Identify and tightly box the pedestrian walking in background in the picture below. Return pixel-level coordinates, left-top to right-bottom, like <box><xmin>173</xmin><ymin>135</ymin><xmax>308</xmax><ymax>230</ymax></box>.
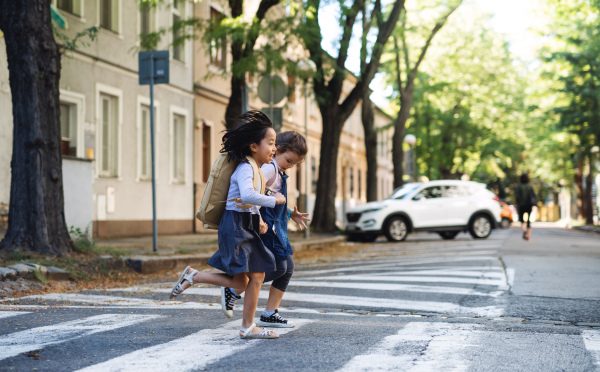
<box><xmin>169</xmin><ymin>111</ymin><xmax>285</xmax><ymax>339</ymax></box>
<box><xmin>515</xmin><ymin>173</ymin><xmax>536</xmax><ymax>241</ymax></box>
<box><xmin>221</xmin><ymin>131</ymin><xmax>310</xmax><ymax>328</ymax></box>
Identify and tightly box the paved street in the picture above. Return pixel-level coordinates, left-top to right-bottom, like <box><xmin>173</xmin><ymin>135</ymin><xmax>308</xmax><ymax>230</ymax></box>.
<box><xmin>1</xmin><ymin>224</ymin><xmax>599</xmax><ymax>371</ymax></box>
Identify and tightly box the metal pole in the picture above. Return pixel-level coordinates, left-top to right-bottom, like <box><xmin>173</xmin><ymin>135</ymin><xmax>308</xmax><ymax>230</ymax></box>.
<box><xmin>149</xmin><ymin>52</ymin><xmax>158</xmax><ymax>252</ymax></box>
<box><xmin>304</xmin><ymin>81</ymin><xmax>310</xmax><ymax>239</ymax></box>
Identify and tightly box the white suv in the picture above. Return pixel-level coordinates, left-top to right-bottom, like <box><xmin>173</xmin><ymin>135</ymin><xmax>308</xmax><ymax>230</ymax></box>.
<box><xmin>345</xmin><ymin>180</ymin><xmax>502</xmax><ymax>242</ymax></box>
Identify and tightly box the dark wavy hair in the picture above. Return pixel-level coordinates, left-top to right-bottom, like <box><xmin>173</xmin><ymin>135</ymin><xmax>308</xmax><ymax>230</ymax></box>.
<box><xmin>276</xmin><ymin>131</ymin><xmax>308</xmax><ymax>161</ymax></box>
<box><xmin>220</xmin><ymin>110</ymin><xmax>273</xmax><ymax>162</ymax></box>
<box><xmin>520</xmin><ymin>173</ymin><xmax>530</xmax><ymax>184</ymax></box>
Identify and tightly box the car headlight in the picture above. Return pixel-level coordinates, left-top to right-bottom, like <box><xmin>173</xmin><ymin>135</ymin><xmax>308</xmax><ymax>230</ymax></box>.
<box><xmin>362</xmin><ymin>206</ymin><xmax>385</xmax><ymax>214</ymax></box>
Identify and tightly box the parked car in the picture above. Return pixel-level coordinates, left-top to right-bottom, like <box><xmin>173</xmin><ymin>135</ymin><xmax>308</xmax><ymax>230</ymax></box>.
<box><xmin>345</xmin><ymin>180</ymin><xmax>502</xmax><ymax>242</ymax></box>
<box><xmin>499</xmin><ymin>200</ymin><xmax>514</xmax><ymax>229</ymax></box>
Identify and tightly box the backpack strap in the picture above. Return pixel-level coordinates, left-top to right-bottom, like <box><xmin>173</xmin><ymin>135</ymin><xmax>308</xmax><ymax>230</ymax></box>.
<box><xmin>266</xmin><ymin>162</ymin><xmax>278</xmax><ymax>189</ymax></box>
<box><xmin>230</xmin><ymin>156</ymin><xmax>266</xmax><ymax>209</ymax></box>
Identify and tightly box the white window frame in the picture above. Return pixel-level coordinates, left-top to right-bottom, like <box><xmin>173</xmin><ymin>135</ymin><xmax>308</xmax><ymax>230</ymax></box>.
<box><xmin>95</xmin><ymin>83</ymin><xmax>123</xmax><ymax>179</ymax></box>
<box><xmin>138</xmin><ymin>1</ymin><xmax>158</xmax><ymax>41</ymax></box>
<box><xmin>169</xmin><ymin>105</ymin><xmax>189</xmax><ymax>185</ymax></box>
<box><xmin>136</xmin><ymin>96</ymin><xmax>160</xmax><ymax>182</ymax></box>
<box><xmin>59</xmin><ymin>89</ymin><xmax>86</xmax><ymax>159</ymax></box>
<box><xmin>171</xmin><ymin>0</ymin><xmax>189</xmax><ymax>64</ymax></box>
<box><xmin>97</xmin><ymin>0</ymin><xmax>121</xmax><ymax>35</ymax></box>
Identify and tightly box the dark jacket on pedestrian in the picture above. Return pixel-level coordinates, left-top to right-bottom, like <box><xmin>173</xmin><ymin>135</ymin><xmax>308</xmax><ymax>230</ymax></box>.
<box><xmin>515</xmin><ymin>183</ymin><xmax>535</xmax><ymax>207</ymax></box>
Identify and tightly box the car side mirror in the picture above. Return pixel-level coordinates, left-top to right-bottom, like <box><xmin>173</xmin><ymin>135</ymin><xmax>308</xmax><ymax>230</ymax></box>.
<box><xmin>413</xmin><ymin>194</ymin><xmax>423</xmax><ymax>201</ymax></box>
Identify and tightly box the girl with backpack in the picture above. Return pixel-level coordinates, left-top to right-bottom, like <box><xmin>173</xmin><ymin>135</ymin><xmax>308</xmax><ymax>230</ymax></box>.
<box><xmin>221</xmin><ymin>131</ymin><xmax>309</xmax><ymax>328</ymax></box>
<box><xmin>169</xmin><ymin>110</ymin><xmax>285</xmax><ymax>339</ymax></box>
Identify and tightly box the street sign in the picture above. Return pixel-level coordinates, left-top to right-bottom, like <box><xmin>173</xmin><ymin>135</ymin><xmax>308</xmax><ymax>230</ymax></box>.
<box><xmin>139</xmin><ymin>51</ymin><xmax>169</xmax><ymax>85</ymax></box>
<box><xmin>51</xmin><ymin>5</ymin><xmax>68</xmax><ymax>30</ymax></box>
<box><xmin>138</xmin><ymin>50</ymin><xmax>169</xmax><ymax>253</ymax></box>
<box><xmin>257</xmin><ymin>75</ymin><xmax>287</xmax><ymax>105</ymax></box>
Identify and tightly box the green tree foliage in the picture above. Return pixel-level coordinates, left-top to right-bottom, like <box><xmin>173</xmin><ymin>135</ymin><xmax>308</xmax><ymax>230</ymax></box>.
<box><xmin>539</xmin><ymin>0</ymin><xmax>600</xmax><ymax>223</ymax></box>
<box><xmin>382</xmin><ymin>4</ymin><xmax>528</xmax><ymax>190</ymax></box>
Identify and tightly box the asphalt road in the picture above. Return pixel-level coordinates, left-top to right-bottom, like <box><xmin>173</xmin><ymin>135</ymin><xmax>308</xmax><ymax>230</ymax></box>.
<box><xmin>1</xmin><ymin>223</ymin><xmax>599</xmax><ymax>371</ymax></box>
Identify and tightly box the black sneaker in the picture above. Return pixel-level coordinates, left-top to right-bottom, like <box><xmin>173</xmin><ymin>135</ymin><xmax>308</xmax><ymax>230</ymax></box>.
<box><xmin>221</xmin><ymin>287</ymin><xmax>241</xmax><ymax>318</ymax></box>
<box><xmin>257</xmin><ymin>309</ymin><xmax>295</xmax><ymax>328</ymax></box>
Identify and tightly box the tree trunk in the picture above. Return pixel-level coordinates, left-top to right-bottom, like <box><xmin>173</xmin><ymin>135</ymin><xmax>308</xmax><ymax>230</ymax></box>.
<box><xmin>0</xmin><ymin>0</ymin><xmax>74</xmax><ymax>256</ymax></box>
<box><xmin>392</xmin><ymin>92</ymin><xmax>413</xmax><ymax>188</ymax></box>
<box><xmin>225</xmin><ymin>74</ymin><xmax>245</xmax><ymax>130</ymax></box>
<box><xmin>311</xmin><ymin>107</ymin><xmax>345</xmax><ymax>232</ymax></box>
<box><xmin>585</xmin><ymin>154</ymin><xmax>594</xmax><ymax>225</ymax></box>
<box><xmin>362</xmin><ymin>97</ymin><xmax>378</xmax><ymax>202</ymax></box>
<box><xmin>574</xmin><ymin>155</ymin><xmax>585</xmax><ymax>220</ymax></box>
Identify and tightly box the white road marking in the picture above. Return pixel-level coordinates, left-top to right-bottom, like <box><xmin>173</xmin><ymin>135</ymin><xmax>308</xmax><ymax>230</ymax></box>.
<box><xmin>287</xmin><ymin>280</ymin><xmax>504</xmax><ymax>297</ymax></box>
<box><xmin>583</xmin><ymin>330</ymin><xmax>600</xmax><ymax>368</ymax></box>
<box><xmin>303</xmin><ymin>274</ymin><xmax>508</xmax><ymax>288</ymax></box>
<box><xmin>0</xmin><ymin>311</ymin><xmax>30</xmax><ymax>319</ymax></box>
<box><xmin>367</xmin><ymin>269</ymin><xmax>505</xmax><ymax>279</ymax></box>
<box><xmin>112</xmin><ymin>287</ymin><xmax>502</xmax><ymax>317</ymax></box>
<box><xmin>338</xmin><ymin>322</ymin><xmax>484</xmax><ymax>371</ymax></box>
<box><xmin>295</xmin><ymin>256</ymin><xmax>502</xmax><ymax>276</ymax></box>
<box><xmin>0</xmin><ymin>314</ymin><xmax>162</xmax><ymax>361</ymax></box>
<box><xmin>76</xmin><ymin>319</ymin><xmax>314</xmax><ymax>372</ymax></box>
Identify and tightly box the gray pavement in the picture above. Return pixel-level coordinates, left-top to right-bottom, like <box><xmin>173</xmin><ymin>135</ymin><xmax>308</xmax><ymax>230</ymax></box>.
<box><xmin>0</xmin><ymin>223</ymin><xmax>599</xmax><ymax>371</ymax></box>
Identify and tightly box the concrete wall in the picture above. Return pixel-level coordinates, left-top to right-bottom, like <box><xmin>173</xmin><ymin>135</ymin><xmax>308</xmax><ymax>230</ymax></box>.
<box><xmin>63</xmin><ymin>157</ymin><xmax>93</xmax><ymax>236</ymax></box>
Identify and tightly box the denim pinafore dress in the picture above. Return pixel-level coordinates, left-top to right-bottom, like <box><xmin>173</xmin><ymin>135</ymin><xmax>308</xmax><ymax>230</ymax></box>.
<box><xmin>260</xmin><ymin>164</ymin><xmax>293</xmax><ymax>261</ymax></box>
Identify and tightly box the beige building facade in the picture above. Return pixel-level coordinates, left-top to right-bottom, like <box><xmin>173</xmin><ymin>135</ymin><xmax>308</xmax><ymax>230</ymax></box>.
<box><xmin>0</xmin><ymin>0</ymin><xmax>394</xmax><ymax>237</ymax></box>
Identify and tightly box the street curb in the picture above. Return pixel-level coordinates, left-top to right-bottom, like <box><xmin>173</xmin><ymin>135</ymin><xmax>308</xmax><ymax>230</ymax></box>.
<box><xmin>0</xmin><ymin>263</ymin><xmax>70</xmax><ymax>282</ymax></box>
<box><xmin>572</xmin><ymin>226</ymin><xmax>600</xmax><ymax>235</ymax></box>
<box><xmin>124</xmin><ymin>235</ymin><xmax>347</xmax><ymax>274</ymax></box>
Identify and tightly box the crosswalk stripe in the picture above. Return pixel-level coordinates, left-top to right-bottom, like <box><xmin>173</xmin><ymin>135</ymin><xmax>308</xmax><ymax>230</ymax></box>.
<box><xmin>286</xmin><ymin>280</ymin><xmax>505</xmax><ymax>297</ymax></box>
<box><xmin>76</xmin><ymin>319</ymin><xmax>314</xmax><ymax>372</ymax></box>
<box><xmin>582</xmin><ymin>330</ymin><xmax>600</xmax><ymax>368</ymax></box>
<box><xmin>0</xmin><ymin>314</ymin><xmax>162</xmax><ymax>361</ymax></box>
<box><xmin>337</xmin><ymin>322</ymin><xmax>484</xmax><ymax>371</ymax></box>
<box><xmin>302</xmin><ymin>274</ymin><xmax>508</xmax><ymax>288</ymax></box>
<box><xmin>0</xmin><ymin>311</ymin><xmax>30</xmax><ymax>319</ymax></box>
<box><xmin>134</xmin><ymin>287</ymin><xmax>502</xmax><ymax>317</ymax></box>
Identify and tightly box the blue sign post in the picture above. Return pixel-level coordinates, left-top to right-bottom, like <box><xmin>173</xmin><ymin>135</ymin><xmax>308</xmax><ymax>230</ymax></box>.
<box><xmin>139</xmin><ymin>51</ymin><xmax>169</xmax><ymax>252</ymax></box>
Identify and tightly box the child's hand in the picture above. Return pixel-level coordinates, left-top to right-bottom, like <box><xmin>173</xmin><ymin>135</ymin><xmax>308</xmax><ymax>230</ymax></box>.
<box><xmin>274</xmin><ymin>193</ymin><xmax>286</xmax><ymax>205</ymax></box>
<box><xmin>259</xmin><ymin>217</ymin><xmax>268</xmax><ymax>234</ymax></box>
<box><xmin>290</xmin><ymin>206</ymin><xmax>310</xmax><ymax>230</ymax></box>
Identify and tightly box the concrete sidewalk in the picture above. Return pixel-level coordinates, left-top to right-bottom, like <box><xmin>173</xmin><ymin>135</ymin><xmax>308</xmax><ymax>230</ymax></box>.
<box><xmin>96</xmin><ymin>232</ymin><xmax>347</xmax><ymax>274</ymax></box>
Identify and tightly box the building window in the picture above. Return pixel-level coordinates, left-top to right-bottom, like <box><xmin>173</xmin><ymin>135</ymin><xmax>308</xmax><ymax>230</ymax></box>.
<box><xmin>139</xmin><ymin>105</ymin><xmax>155</xmax><ymax>180</ymax></box>
<box><xmin>60</xmin><ymin>102</ymin><xmax>78</xmax><ymax>156</ymax></box>
<box><xmin>172</xmin><ymin>1</ymin><xmax>185</xmax><ymax>62</ymax></box>
<box><xmin>56</xmin><ymin>0</ymin><xmax>81</xmax><ymax>17</ymax></box>
<box><xmin>140</xmin><ymin>1</ymin><xmax>154</xmax><ymax>37</ymax></box>
<box><xmin>287</xmin><ymin>74</ymin><xmax>296</xmax><ymax>104</ymax></box>
<box><xmin>172</xmin><ymin>113</ymin><xmax>186</xmax><ymax>183</ymax></box>
<box><xmin>100</xmin><ymin>0</ymin><xmax>119</xmax><ymax>33</ymax></box>
<box><xmin>99</xmin><ymin>93</ymin><xmax>119</xmax><ymax>177</ymax></box>
<box><xmin>202</xmin><ymin>124</ymin><xmax>211</xmax><ymax>183</ymax></box>
<box><xmin>349</xmin><ymin>167</ymin><xmax>354</xmax><ymax>198</ymax></box>
<box><xmin>209</xmin><ymin>8</ymin><xmax>227</xmax><ymax>69</ymax></box>
<box><xmin>311</xmin><ymin>156</ymin><xmax>317</xmax><ymax>194</ymax></box>
<box><xmin>358</xmin><ymin>169</ymin><xmax>362</xmax><ymax>200</ymax></box>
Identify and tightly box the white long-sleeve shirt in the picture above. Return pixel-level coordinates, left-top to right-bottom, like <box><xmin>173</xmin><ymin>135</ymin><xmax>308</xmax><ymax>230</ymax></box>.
<box><xmin>225</xmin><ymin>161</ymin><xmax>276</xmax><ymax>214</ymax></box>
<box><xmin>262</xmin><ymin>161</ymin><xmax>283</xmax><ymax>194</ymax></box>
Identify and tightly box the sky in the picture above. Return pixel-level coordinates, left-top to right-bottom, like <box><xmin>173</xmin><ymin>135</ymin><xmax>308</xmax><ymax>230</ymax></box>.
<box><xmin>320</xmin><ymin>0</ymin><xmax>542</xmax><ymax>108</ymax></box>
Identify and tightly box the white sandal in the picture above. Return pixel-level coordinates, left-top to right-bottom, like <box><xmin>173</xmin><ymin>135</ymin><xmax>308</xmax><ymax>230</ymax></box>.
<box><xmin>169</xmin><ymin>266</ymin><xmax>198</xmax><ymax>300</ymax></box>
<box><xmin>240</xmin><ymin>323</ymin><xmax>279</xmax><ymax>339</ymax></box>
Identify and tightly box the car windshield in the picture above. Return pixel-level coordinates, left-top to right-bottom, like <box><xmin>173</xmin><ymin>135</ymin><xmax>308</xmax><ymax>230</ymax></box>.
<box><xmin>387</xmin><ymin>183</ymin><xmax>421</xmax><ymax>200</ymax></box>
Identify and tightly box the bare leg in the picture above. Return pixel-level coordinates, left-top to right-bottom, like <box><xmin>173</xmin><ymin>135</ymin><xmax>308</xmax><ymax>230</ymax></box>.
<box><xmin>179</xmin><ymin>269</ymin><xmax>248</xmax><ymax>292</ymax></box>
<box><xmin>240</xmin><ymin>272</ymin><xmax>277</xmax><ymax>337</ymax></box>
<box><xmin>265</xmin><ymin>286</ymin><xmax>285</xmax><ymax>311</ymax></box>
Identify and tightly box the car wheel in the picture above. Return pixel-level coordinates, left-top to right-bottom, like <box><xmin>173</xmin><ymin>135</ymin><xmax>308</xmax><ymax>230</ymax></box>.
<box><xmin>500</xmin><ymin>217</ymin><xmax>512</xmax><ymax>229</ymax></box>
<box><xmin>384</xmin><ymin>216</ymin><xmax>408</xmax><ymax>242</ymax></box>
<box><xmin>469</xmin><ymin>214</ymin><xmax>492</xmax><ymax>239</ymax></box>
<box><xmin>438</xmin><ymin>231</ymin><xmax>459</xmax><ymax>240</ymax></box>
